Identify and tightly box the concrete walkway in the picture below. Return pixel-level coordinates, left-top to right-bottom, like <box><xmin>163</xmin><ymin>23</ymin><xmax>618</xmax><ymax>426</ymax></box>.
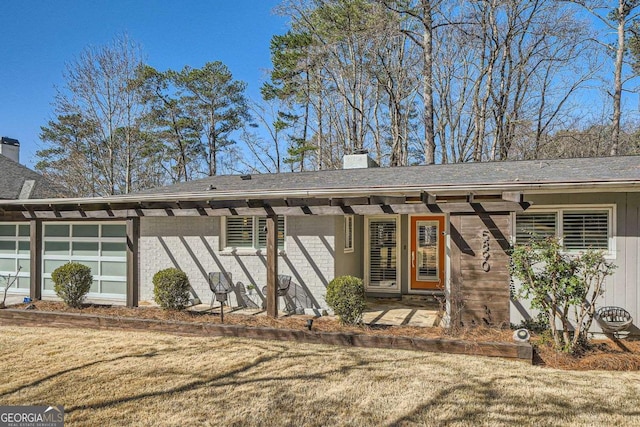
<box><xmin>363</xmin><ymin>298</ymin><xmax>443</xmax><ymax>327</ymax></box>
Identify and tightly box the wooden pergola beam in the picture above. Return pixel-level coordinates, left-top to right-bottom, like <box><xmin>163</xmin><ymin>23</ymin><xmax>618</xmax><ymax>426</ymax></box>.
<box><xmin>8</xmin><ymin>191</ymin><xmax>531</xmax><ymax>219</ymax></box>
<box><xmin>29</xmin><ymin>219</ymin><xmax>42</xmax><ymax>301</ymax></box>
<box><xmin>286</xmin><ymin>198</ymin><xmax>331</xmax><ymax>207</ymax></box>
<box><xmin>265</xmin><ymin>213</ymin><xmax>279</xmax><ymax>318</ymax></box>
<box><xmin>126</xmin><ymin>218</ymin><xmax>140</xmax><ymax>308</ymax></box>
<box><xmin>370</xmin><ymin>195</ymin><xmax>406</xmax><ymax>205</ymax></box>
<box><xmin>501</xmin><ymin>191</ymin><xmax>524</xmax><ymax>203</ymax></box>
<box><xmin>420</xmin><ymin>192</ymin><xmax>437</xmax><ymax>205</ymax></box>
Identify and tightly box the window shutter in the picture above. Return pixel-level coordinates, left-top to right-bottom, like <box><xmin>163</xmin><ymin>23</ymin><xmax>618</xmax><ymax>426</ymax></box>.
<box><xmin>344</xmin><ymin>215</ymin><xmax>354</xmax><ymax>252</ymax></box>
<box><xmin>226</xmin><ymin>217</ymin><xmax>254</xmax><ymax>248</ymax></box>
<box><xmin>257</xmin><ymin>217</ymin><xmax>285</xmax><ymax>249</ymax></box>
<box><xmin>368</xmin><ymin>218</ymin><xmax>397</xmax><ymax>287</ymax></box>
<box><xmin>562</xmin><ymin>211</ymin><xmax>609</xmax><ymax>250</ymax></box>
<box><xmin>516</xmin><ymin>212</ymin><xmax>557</xmax><ymax>242</ymax></box>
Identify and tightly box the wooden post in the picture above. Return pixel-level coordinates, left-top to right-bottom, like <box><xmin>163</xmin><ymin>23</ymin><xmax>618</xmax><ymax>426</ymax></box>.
<box><xmin>126</xmin><ymin>217</ymin><xmax>140</xmax><ymax>308</ymax></box>
<box><xmin>29</xmin><ymin>219</ymin><xmax>42</xmax><ymax>301</ymax></box>
<box><xmin>266</xmin><ymin>213</ymin><xmax>278</xmax><ymax>318</ymax></box>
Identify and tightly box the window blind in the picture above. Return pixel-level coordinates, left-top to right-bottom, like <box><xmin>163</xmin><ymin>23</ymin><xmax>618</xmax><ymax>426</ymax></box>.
<box><xmin>226</xmin><ymin>217</ymin><xmax>254</xmax><ymax>248</ymax></box>
<box><xmin>516</xmin><ymin>212</ymin><xmax>557</xmax><ymax>242</ymax></box>
<box><xmin>563</xmin><ymin>211</ymin><xmax>609</xmax><ymax>250</ymax></box>
<box><xmin>257</xmin><ymin>217</ymin><xmax>285</xmax><ymax>249</ymax></box>
<box><xmin>368</xmin><ymin>219</ymin><xmax>397</xmax><ymax>287</ymax></box>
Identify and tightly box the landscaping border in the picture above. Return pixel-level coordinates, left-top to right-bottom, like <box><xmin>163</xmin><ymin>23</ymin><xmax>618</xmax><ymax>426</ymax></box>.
<box><xmin>0</xmin><ymin>309</ymin><xmax>533</xmax><ymax>363</ymax></box>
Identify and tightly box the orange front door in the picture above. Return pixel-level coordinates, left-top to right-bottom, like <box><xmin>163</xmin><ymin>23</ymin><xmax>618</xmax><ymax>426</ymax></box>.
<box><xmin>410</xmin><ymin>216</ymin><xmax>445</xmax><ymax>290</ymax></box>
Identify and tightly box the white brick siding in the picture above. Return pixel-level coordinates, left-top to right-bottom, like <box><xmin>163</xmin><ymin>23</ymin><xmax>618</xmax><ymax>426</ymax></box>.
<box><xmin>139</xmin><ymin>216</ymin><xmax>336</xmax><ymax>311</ymax></box>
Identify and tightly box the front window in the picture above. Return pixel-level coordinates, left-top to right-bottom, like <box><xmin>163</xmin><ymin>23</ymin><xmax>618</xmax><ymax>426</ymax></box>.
<box><xmin>516</xmin><ymin>207</ymin><xmax>613</xmax><ymax>253</ymax></box>
<box><xmin>224</xmin><ymin>216</ymin><xmax>285</xmax><ymax>250</ymax></box>
<box><xmin>344</xmin><ymin>215</ymin><xmax>354</xmax><ymax>253</ymax></box>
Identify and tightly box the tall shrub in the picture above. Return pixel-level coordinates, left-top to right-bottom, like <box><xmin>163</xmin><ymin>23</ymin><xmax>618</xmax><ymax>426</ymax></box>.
<box><xmin>153</xmin><ymin>268</ymin><xmax>191</xmax><ymax>310</ymax></box>
<box><xmin>52</xmin><ymin>262</ymin><xmax>93</xmax><ymax>308</ymax></box>
<box><xmin>510</xmin><ymin>237</ymin><xmax>616</xmax><ymax>353</ymax></box>
<box><xmin>325</xmin><ymin>276</ymin><xmax>366</xmax><ymax>325</ymax></box>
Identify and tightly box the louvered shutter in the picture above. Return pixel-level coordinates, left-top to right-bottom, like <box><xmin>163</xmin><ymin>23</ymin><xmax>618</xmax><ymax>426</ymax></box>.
<box><xmin>257</xmin><ymin>217</ymin><xmax>285</xmax><ymax>249</ymax></box>
<box><xmin>226</xmin><ymin>217</ymin><xmax>254</xmax><ymax>248</ymax></box>
<box><xmin>368</xmin><ymin>218</ymin><xmax>397</xmax><ymax>288</ymax></box>
<box><xmin>516</xmin><ymin>212</ymin><xmax>557</xmax><ymax>242</ymax></box>
<box><xmin>562</xmin><ymin>211</ymin><xmax>609</xmax><ymax>250</ymax></box>
<box><xmin>344</xmin><ymin>215</ymin><xmax>354</xmax><ymax>252</ymax></box>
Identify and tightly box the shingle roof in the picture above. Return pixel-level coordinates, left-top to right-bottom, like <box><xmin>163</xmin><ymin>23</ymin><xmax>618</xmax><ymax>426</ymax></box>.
<box><xmin>0</xmin><ymin>155</ymin><xmax>68</xmax><ymax>199</ymax></box>
<box><xmin>137</xmin><ymin>155</ymin><xmax>640</xmax><ymax>196</ymax></box>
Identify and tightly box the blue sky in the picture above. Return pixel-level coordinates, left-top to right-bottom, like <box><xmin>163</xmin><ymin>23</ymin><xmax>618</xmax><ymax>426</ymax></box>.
<box><xmin>0</xmin><ymin>0</ymin><xmax>287</xmax><ymax>168</ymax></box>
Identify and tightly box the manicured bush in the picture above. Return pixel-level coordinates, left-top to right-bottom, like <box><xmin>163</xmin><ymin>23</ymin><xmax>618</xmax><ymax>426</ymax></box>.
<box><xmin>325</xmin><ymin>275</ymin><xmax>366</xmax><ymax>325</ymax></box>
<box><xmin>52</xmin><ymin>262</ymin><xmax>93</xmax><ymax>308</ymax></box>
<box><xmin>153</xmin><ymin>268</ymin><xmax>191</xmax><ymax>310</ymax></box>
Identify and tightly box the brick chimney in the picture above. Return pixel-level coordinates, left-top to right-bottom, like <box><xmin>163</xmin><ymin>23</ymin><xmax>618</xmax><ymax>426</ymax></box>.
<box><xmin>0</xmin><ymin>137</ymin><xmax>19</xmax><ymax>163</ymax></box>
<box><xmin>343</xmin><ymin>149</ymin><xmax>379</xmax><ymax>169</ymax></box>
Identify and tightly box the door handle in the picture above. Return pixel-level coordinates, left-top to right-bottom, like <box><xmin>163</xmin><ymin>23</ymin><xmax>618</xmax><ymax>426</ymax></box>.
<box><xmin>411</xmin><ymin>251</ymin><xmax>415</xmax><ymax>268</ymax></box>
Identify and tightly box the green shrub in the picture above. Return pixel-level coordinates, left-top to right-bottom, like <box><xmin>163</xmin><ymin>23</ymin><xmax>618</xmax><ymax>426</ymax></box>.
<box><xmin>52</xmin><ymin>262</ymin><xmax>93</xmax><ymax>308</ymax></box>
<box><xmin>511</xmin><ymin>236</ymin><xmax>616</xmax><ymax>353</ymax></box>
<box><xmin>153</xmin><ymin>268</ymin><xmax>191</xmax><ymax>310</ymax></box>
<box><xmin>325</xmin><ymin>275</ymin><xmax>366</xmax><ymax>325</ymax></box>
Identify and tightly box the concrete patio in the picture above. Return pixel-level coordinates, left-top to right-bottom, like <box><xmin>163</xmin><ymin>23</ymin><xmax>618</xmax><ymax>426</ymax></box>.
<box><xmin>4</xmin><ymin>293</ymin><xmax>443</xmax><ymax>328</ymax></box>
<box><xmin>188</xmin><ymin>295</ymin><xmax>443</xmax><ymax>328</ymax></box>
<box><xmin>363</xmin><ymin>297</ymin><xmax>443</xmax><ymax>327</ymax></box>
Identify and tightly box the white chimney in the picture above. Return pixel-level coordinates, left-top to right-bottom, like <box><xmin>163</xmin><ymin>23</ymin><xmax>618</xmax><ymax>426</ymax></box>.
<box><xmin>0</xmin><ymin>137</ymin><xmax>19</xmax><ymax>163</ymax></box>
<box><xmin>343</xmin><ymin>149</ymin><xmax>378</xmax><ymax>169</ymax></box>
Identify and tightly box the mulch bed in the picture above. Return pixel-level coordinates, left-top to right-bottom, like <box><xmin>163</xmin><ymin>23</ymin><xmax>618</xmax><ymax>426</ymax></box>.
<box><xmin>6</xmin><ymin>301</ymin><xmax>640</xmax><ymax>371</ymax></box>
<box><xmin>533</xmin><ymin>339</ymin><xmax>640</xmax><ymax>371</ymax></box>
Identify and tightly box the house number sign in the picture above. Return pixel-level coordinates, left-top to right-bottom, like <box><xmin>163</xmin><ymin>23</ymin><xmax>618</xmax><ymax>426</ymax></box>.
<box><xmin>481</xmin><ymin>230</ymin><xmax>491</xmax><ymax>272</ymax></box>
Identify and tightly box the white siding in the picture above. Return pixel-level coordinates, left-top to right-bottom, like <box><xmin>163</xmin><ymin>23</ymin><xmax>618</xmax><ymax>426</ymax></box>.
<box><xmin>510</xmin><ymin>192</ymin><xmax>640</xmax><ymax>335</ymax></box>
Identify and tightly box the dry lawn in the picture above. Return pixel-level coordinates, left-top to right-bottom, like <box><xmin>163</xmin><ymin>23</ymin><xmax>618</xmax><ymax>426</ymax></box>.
<box><xmin>1</xmin><ymin>326</ymin><xmax>639</xmax><ymax>426</ymax></box>
<box><xmin>12</xmin><ymin>302</ymin><xmax>640</xmax><ymax>371</ymax></box>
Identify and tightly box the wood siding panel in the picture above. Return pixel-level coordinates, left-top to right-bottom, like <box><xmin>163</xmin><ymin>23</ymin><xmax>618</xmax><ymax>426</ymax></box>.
<box><xmin>450</xmin><ymin>214</ymin><xmax>512</xmax><ymax>327</ymax></box>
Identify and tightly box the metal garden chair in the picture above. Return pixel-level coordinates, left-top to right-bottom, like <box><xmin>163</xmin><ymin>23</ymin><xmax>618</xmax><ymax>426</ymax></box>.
<box><xmin>594</xmin><ymin>306</ymin><xmax>633</xmax><ymax>336</ymax></box>
<box><xmin>261</xmin><ymin>274</ymin><xmax>295</xmax><ymax>313</ymax></box>
<box><xmin>208</xmin><ymin>272</ymin><xmax>233</xmax><ymax>308</ymax></box>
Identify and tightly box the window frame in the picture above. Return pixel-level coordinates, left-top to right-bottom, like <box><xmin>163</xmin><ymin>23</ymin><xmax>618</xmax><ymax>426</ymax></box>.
<box><xmin>41</xmin><ymin>222</ymin><xmax>127</xmax><ymax>297</ymax></box>
<box><xmin>222</xmin><ymin>216</ymin><xmax>286</xmax><ymax>253</ymax></box>
<box><xmin>344</xmin><ymin>215</ymin><xmax>354</xmax><ymax>253</ymax></box>
<box><xmin>514</xmin><ymin>204</ymin><xmax>616</xmax><ymax>257</ymax></box>
<box><xmin>364</xmin><ymin>215</ymin><xmax>401</xmax><ymax>292</ymax></box>
<box><xmin>0</xmin><ymin>222</ymin><xmax>31</xmax><ymax>291</ymax></box>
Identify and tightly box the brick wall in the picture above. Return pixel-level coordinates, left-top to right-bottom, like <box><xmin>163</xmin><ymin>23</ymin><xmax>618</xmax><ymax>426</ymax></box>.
<box><xmin>139</xmin><ymin>215</ymin><xmax>336</xmax><ymax>312</ymax></box>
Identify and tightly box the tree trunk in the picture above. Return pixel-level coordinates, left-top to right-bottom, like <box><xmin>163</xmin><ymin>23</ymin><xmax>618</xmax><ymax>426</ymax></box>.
<box><xmin>422</xmin><ymin>0</ymin><xmax>436</xmax><ymax>164</ymax></box>
<box><xmin>611</xmin><ymin>0</ymin><xmax>625</xmax><ymax>156</ymax></box>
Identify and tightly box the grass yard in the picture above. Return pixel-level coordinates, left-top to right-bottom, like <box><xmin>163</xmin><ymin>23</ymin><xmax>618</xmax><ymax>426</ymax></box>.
<box><xmin>1</xmin><ymin>326</ymin><xmax>639</xmax><ymax>426</ymax></box>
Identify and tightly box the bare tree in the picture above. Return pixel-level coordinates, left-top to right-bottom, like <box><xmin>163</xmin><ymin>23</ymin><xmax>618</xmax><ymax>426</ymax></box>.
<box><xmin>37</xmin><ymin>34</ymin><xmax>154</xmax><ymax>196</ymax></box>
<box><xmin>567</xmin><ymin>0</ymin><xmax>640</xmax><ymax>155</ymax></box>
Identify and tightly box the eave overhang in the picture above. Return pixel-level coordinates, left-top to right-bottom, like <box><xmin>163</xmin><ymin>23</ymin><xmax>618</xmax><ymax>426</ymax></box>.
<box><xmin>0</xmin><ymin>179</ymin><xmax>638</xmax><ymax>219</ymax></box>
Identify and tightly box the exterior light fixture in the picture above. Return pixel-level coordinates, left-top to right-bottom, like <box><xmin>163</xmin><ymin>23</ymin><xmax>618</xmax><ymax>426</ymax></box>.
<box><xmin>513</xmin><ymin>328</ymin><xmax>530</xmax><ymax>342</ymax></box>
